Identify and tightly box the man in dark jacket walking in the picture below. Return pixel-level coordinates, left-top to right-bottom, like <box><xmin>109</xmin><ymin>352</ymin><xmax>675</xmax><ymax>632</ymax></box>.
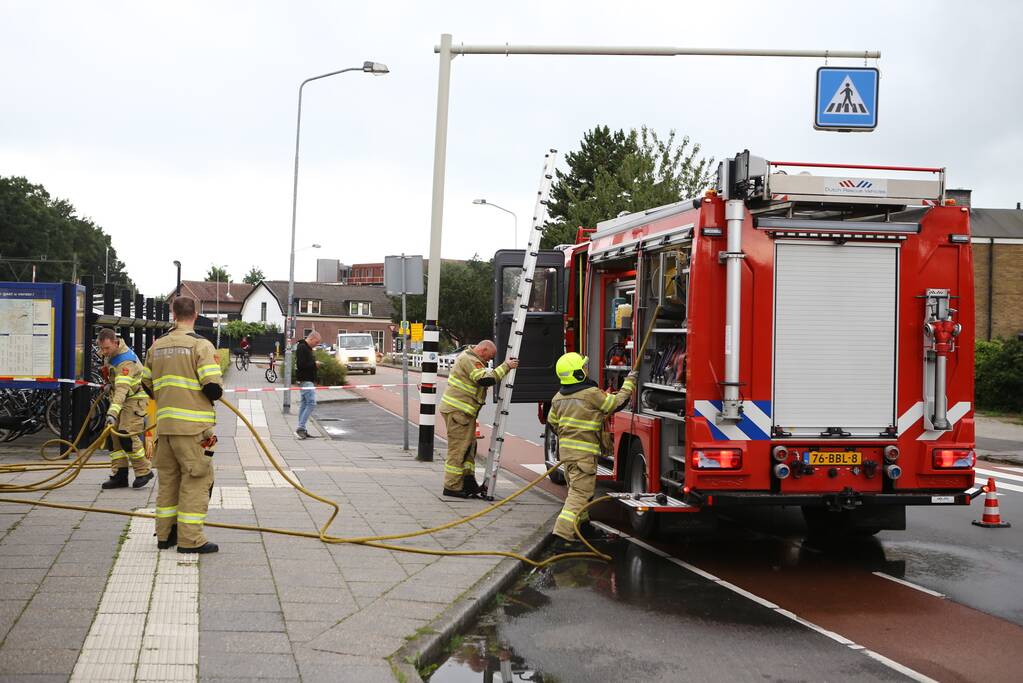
<box><xmin>295</xmin><ymin>330</ymin><xmax>321</xmax><ymax>439</ymax></box>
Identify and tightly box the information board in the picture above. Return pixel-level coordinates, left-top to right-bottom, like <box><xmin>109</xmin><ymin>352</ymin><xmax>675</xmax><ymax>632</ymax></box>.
<box><xmin>0</xmin><ymin>286</ymin><xmax>58</xmax><ymax>379</ymax></box>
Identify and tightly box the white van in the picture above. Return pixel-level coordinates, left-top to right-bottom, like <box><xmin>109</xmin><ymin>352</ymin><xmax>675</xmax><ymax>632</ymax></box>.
<box><xmin>336</xmin><ymin>333</ymin><xmax>377</xmax><ymax>374</ymax></box>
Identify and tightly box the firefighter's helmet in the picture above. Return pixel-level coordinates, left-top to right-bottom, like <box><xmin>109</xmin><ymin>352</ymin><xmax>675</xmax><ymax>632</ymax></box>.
<box><xmin>556</xmin><ymin>352</ymin><xmax>588</xmax><ymax>385</ymax></box>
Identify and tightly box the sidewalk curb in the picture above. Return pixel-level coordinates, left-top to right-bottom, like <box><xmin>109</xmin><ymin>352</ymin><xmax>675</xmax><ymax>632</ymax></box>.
<box><xmin>317</xmin><ymin>393</ymin><xmax>367</xmax><ymax>405</ymax></box>
<box><xmin>981</xmin><ymin>454</ymin><xmax>1023</xmax><ymax>466</ymax></box>
<box><xmin>388</xmin><ymin>514</ymin><xmax>555</xmax><ymax>683</ymax></box>
<box><xmin>381</xmin><ymin>362</ymin><xmax>449</xmax><ymax>378</ymax></box>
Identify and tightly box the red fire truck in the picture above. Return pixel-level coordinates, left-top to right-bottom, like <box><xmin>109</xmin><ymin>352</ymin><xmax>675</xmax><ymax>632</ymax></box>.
<box><xmin>494</xmin><ymin>151</ymin><xmax>982</xmax><ymax>536</ymax></box>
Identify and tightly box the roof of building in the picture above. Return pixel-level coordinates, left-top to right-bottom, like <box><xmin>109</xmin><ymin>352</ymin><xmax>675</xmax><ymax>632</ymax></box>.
<box><xmin>971</xmin><ymin>208</ymin><xmax>1023</xmax><ymax>239</ymax></box>
<box><xmin>252</xmin><ymin>281</ymin><xmax>394</xmax><ymax>318</ymax></box>
<box><xmin>170</xmin><ymin>281</ymin><xmax>253</xmax><ymax>307</ymax></box>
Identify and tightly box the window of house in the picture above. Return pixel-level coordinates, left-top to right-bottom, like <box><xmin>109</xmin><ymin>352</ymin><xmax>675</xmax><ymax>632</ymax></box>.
<box><xmin>303</xmin><ymin>328</ymin><xmax>313</xmax><ymax>338</ymax></box>
<box><xmin>298</xmin><ymin>299</ymin><xmax>321</xmax><ymax>315</ymax></box>
<box><xmin>260</xmin><ymin>302</ymin><xmax>267</xmax><ymax>322</ymax></box>
<box><xmin>349</xmin><ymin>301</ymin><xmax>372</xmax><ymax>316</ymax></box>
<box><xmin>370</xmin><ymin>330</ymin><xmax>384</xmax><ymax>352</ymax></box>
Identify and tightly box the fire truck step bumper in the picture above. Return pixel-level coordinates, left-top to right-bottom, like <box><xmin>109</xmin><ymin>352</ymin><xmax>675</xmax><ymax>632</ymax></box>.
<box><xmin>607</xmin><ymin>492</ymin><xmax>700</xmax><ymax>513</ymax></box>
<box><xmin>702</xmin><ymin>488</ymin><xmax>983</xmax><ymax>507</ymax></box>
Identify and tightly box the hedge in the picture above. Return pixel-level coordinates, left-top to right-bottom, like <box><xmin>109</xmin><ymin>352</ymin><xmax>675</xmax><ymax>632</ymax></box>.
<box><xmin>975</xmin><ymin>339</ymin><xmax>1023</xmax><ymax>412</ymax></box>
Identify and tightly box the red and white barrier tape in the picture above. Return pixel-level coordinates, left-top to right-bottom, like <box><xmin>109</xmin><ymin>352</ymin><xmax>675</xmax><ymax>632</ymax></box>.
<box><xmin>0</xmin><ymin>377</ymin><xmax>104</xmax><ymax>388</ymax></box>
<box><xmin>1</xmin><ymin>377</ymin><xmax>412</xmax><ymax>393</ymax></box>
<box><xmin>223</xmin><ymin>383</ymin><xmax>413</xmax><ymax>393</ymax></box>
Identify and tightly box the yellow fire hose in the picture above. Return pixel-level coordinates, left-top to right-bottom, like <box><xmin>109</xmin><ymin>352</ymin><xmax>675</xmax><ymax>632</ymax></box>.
<box><xmin>0</xmin><ymin>393</ymin><xmax>612</xmax><ymax>568</ymax></box>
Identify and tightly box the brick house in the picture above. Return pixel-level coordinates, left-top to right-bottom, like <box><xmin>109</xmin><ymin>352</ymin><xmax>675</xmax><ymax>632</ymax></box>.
<box><xmin>900</xmin><ymin>192</ymin><xmax>1023</xmax><ymax>340</ymax></box>
<box><xmin>168</xmin><ymin>280</ymin><xmax>254</xmax><ymax>324</ymax></box>
<box><xmin>348</xmin><ymin>263</ymin><xmax>385</xmax><ymax>286</ymax></box>
<box><xmin>240</xmin><ymin>281</ymin><xmax>395</xmax><ymax>352</ymax></box>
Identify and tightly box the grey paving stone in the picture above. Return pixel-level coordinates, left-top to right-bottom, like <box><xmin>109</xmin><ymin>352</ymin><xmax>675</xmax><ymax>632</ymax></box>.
<box><xmin>384</xmin><ymin>581</ymin><xmax>467</xmax><ymax>603</ymax></box>
<box><xmin>292</xmin><ymin>648</ymin><xmax>396</xmax><ymax>683</ymax></box>
<box><xmin>275</xmin><ymin>585</ymin><xmax>353</xmax><ymax>605</ymax></box>
<box><xmin>0</xmin><ymin>675</ymin><xmax>69</xmax><ymax>683</ymax></box>
<box><xmin>280</xmin><ymin>601</ymin><xmax>356</xmax><ymax>623</ymax></box>
<box><xmin>23</xmin><ymin>590</ymin><xmax>103</xmax><ymax>611</ymax></box>
<box><xmin>282</xmin><ymin>620</ymin><xmax>334</xmax><ymax>644</ymax></box>
<box><xmin>44</xmin><ymin>561</ymin><xmax>113</xmax><ymax>577</ymax></box>
<box><xmin>200</xmin><ymin>578</ymin><xmax>278</xmax><ymax>594</ymax></box>
<box><xmin>199</xmin><ymin>630</ymin><xmax>293</xmax><ymax>654</ymax></box>
<box><xmin>3</xmin><ymin>624</ymin><xmax>89</xmax><ymax>650</ymax></box>
<box><xmin>200</xmin><ymin>593</ymin><xmax>281</xmax><ymax>612</ymax></box>
<box><xmin>306</xmin><ymin>623</ymin><xmax>405</xmax><ymax>658</ymax></box>
<box><xmin>14</xmin><ymin>605</ymin><xmax>96</xmax><ymax>628</ymax></box>
<box><xmin>201</xmin><ymin>609</ymin><xmax>285</xmax><ymax>632</ymax></box>
<box><xmin>198</xmin><ymin>652</ymin><xmax>299</xmax><ymax>679</ymax></box>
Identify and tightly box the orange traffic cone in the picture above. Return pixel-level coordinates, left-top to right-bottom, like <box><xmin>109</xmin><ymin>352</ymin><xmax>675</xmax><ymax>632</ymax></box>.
<box><xmin>475</xmin><ymin>422</ymin><xmax>483</xmax><ymax>439</ymax></box>
<box><xmin>972</xmin><ymin>477</ymin><xmax>1011</xmax><ymax>528</ymax></box>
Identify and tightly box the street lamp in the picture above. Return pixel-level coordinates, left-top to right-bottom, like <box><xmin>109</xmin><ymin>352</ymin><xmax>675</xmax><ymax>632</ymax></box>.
<box><xmin>173</xmin><ymin>260</ymin><xmax>181</xmax><ymax>297</ymax></box>
<box><xmin>283</xmin><ymin>60</ymin><xmax>389</xmax><ymax>413</ymax></box>
<box><xmin>215</xmin><ymin>267</ymin><xmax>228</xmax><ymax>349</ymax></box>
<box><xmin>473</xmin><ymin>198</ymin><xmax>518</xmax><ymax>248</ymax></box>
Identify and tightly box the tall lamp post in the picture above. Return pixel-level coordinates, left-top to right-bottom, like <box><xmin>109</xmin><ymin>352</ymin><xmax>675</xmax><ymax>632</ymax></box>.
<box><xmin>214</xmin><ymin>267</ymin><xmax>229</xmax><ymax>348</ymax></box>
<box><xmin>173</xmin><ymin>260</ymin><xmax>182</xmax><ymax>297</ymax></box>
<box><xmin>472</xmin><ymin>199</ymin><xmax>518</xmax><ymax>248</ymax></box>
<box><xmin>282</xmin><ymin>60</ymin><xmax>389</xmax><ymax>413</ymax></box>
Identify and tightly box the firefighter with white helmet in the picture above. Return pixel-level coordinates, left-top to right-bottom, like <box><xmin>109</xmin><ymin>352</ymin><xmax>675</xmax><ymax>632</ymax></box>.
<box><xmin>548</xmin><ymin>352</ymin><xmax>637</xmax><ymax>550</ymax></box>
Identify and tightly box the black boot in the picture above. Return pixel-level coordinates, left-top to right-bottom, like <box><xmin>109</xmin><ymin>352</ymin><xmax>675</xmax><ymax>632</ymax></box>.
<box><xmin>549</xmin><ymin>535</ymin><xmax>587</xmax><ymax>553</ymax></box>
<box><xmin>101</xmin><ymin>469</ymin><xmax>129</xmax><ymax>489</ymax></box>
<box><xmin>157</xmin><ymin>524</ymin><xmax>178</xmax><ymax>549</ymax></box>
<box><xmin>462</xmin><ymin>474</ymin><xmax>481</xmax><ymax>497</ymax></box>
<box><xmin>442</xmin><ymin>488</ymin><xmax>472</xmax><ymax>499</ymax></box>
<box><xmin>132</xmin><ymin>472</ymin><xmax>155</xmax><ymax>488</ymax></box>
<box><xmin>178</xmin><ymin>541</ymin><xmax>218</xmax><ymax>554</ymax></box>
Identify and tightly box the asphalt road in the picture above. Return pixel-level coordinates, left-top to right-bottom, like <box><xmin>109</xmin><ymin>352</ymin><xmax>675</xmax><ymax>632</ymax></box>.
<box><xmin>336</xmin><ymin>366</ymin><xmax>1023</xmax><ymax>681</ymax></box>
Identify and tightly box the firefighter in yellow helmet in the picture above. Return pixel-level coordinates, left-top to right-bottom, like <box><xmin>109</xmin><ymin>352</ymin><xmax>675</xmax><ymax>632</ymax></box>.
<box><xmin>96</xmin><ymin>328</ymin><xmax>154</xmax><ymax>489</ymax></box>
<box><xmin>548</xmin><ymin>352</ymin><xmax>637</xmax><ymax>551</ymax></box>
<box><xmin>142</xmin><ymin>296</ymin><xmax>223</xmax><ymax>554</ymax></box>
<box><xmin>439</xmin><ymin>340</ymin><xmax>518</xmax><ymax>498</ymax></box>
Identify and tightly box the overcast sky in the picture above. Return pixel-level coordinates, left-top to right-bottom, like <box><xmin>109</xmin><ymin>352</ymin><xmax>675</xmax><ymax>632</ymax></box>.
<box><xmin>3</xmin><ymin>0</ymin><xmax>1021</xmax><ymax>296</ymax></box>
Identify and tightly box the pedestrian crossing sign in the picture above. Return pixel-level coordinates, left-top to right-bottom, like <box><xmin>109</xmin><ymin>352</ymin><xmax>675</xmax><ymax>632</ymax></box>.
<box><xmin>815</xmin><ymin>67</ymin><xmax>879</xmax><ymax>131</ymax></box>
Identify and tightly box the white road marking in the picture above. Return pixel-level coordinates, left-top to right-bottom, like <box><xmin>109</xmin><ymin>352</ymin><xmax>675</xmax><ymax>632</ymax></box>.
<box><xmin>974</xmin><ymin>466</ymin><xmax>1023</xmax><ymax>484</ymax></box>
<box><xmin>592</xmin><ymin>521</ymin><xmax>938</xmax><ymax>683</ymax></box>
<box><xmin>972</xmin><ymin>475</ymin><xmax>1023</xmax><ymax>494</ymax></box>
<box><xmin>72</xmin><ymin>510</ymin><xmax>199</xmax><ymax>682</ymax></box>
<box><xmin>521</xmin><ymin>463</ymin><xmax>550</xmax><ymax>476</ymax></box>
<box><xmin>525</xmin><ymin>440</ymin><xmax>541</xmax><ymax>447</ymax></box>
<box><xmin>871</xmin><ymin>572</ymin><xmax>946</xmax><ymax>598</ymax></box>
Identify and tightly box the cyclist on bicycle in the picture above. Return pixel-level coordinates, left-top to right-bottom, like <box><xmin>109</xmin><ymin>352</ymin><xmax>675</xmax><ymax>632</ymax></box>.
<box><xmin>240</xmin><ymin>336</ymin><xmax>251</xmax><ymax>358</ymax></box>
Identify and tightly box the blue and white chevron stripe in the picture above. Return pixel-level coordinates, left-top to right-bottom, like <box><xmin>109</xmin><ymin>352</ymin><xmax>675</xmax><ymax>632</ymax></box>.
<box><xmin>693</xmin><ymin>400</ymin><xmax>773</xmax><ymax>441</ymax></box>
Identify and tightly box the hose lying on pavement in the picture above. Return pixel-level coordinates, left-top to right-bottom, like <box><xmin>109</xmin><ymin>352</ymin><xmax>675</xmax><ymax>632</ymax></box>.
<box><xmin>0</xmin><ymin>395</ymin><xmax>611</xmax><ymax>567</ymax></box>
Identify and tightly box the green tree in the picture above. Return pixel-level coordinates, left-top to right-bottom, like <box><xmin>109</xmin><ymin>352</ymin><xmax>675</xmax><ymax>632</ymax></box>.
<box><xmin>0</xmin><ymin>176</ymin><xmax>133</xmax><ymax>287</ymax></box>
<box><xmin>541</xmin><ymin>126</ymin><xmax>714</xmax><ymax>248</ymax></box>
<box><xmin>242</xmin><ymin>267</ymin><xmax>265</xmax><ymax>285</ymax></box>
<box><xmin>392</xmin><ymin>257</ymin><xmax>493</xmax><ymax>348</ymax></box>
<box><xmin>205</xmin><ymin>265</ymin><xmax>231</xmax><ymax>282</ymax></box>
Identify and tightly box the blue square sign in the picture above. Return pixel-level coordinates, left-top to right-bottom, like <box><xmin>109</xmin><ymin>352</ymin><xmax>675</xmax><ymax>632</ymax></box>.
<box><xmin>815</xmin><ymin>67</ymin><xmax>879</xmax><ymax>131</ymax></box>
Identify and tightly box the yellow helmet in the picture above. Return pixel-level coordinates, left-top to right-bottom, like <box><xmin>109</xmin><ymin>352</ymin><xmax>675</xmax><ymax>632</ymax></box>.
<box><xmin>556</xmin><ymin>352</ymin><xmax>588</xmax><ymax>385</ymax></box>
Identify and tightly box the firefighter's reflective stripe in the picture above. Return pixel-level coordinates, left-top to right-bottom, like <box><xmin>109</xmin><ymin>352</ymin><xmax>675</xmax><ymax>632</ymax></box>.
<box><xmin>141</xmin><ymin>366</ymin><xmax>152</xmax><ymax>380</ymax></box>
<box><xmin>109</xmin><ymin>450</ymin><xmax>127</xmax><ymax>461</ymax></box>
<box><xmin>559</xmin><ymin>438</ymin><xmax>602</xmax><ymax>455</ymax></box>
<box><xmin>128</xmin><ymin>447</ymin><xmax>146</xmax><ymax>461</ymax></box>
<box><xmin>447</xmin><ymin>375</ymin><xmax>477</xmax><ymax>395</ymax></box>
<box><xmin>462</xmin><ymin>459</ymin><xmax>475</xmax><ymax>473</ymax></box>
<box><xmin>177</xmin><ymin>512</ymin><xmax>206</xmax><ymax>525</ymax></box>
<box><xmin>444</xmin><ymin>463</ymin><xmax>464</xmax><ymax>475</ymax></box>
<box><xmin>155</xmin><ymin>505</ymin><xmax>178</xmax><ymax>518</ymax></box>
<box><xmin>470</xmin><ymin>364</ymin><xmax>507</xmax><ymax>382</ymax></box>
<box><xmin>156</xmin><ymin>407</ymin><xmax>216</xmax><ymax>423</ymax></box>
<box><xmin>197</xmin><ymin>364</ymin><xmax>222</xmax><ymax>380</ymax></box>
<box><xmin>556</xmin><ymin>415</ymin><xmax>602</xmax><ymax>431</ymax></box>
<box><xmin>547</xmin><ymin>411</ymin><xmax>561</xmax><ymax>425</ymax></box>
<box><xmin>441</xmin><ymin>394</ymin><xmax>477</xmax><ymax>416</ymax></box>
<box><xmin>129</xmin><ymin>390</ymin><xmax>148</xmax><ymax>400</ymax></box>
<box><xmin>558</xmin><ymin>509</ymin><xmax>577</xmax><ymax>524</ymax></box>
<box><xmin>153</xmin><ymin>375</ymin><xmax>202</xmax><ymax>391</ymax></box>
<box><xmin>109</xmin><ymin>403</ymin><xmax>123</xmax><ymax>416</ymax></box>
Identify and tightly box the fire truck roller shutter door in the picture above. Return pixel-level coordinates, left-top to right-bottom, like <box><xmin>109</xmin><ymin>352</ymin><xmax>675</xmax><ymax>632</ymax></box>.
<box><xmin>772</xmin><ymin>242</ymin><xmax>898</xmax><ymax>437</ymax></box>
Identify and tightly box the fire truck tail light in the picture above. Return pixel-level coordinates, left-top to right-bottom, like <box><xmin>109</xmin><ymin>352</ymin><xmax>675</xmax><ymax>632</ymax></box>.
<box><xmin>933</xmin><ymin>448</ymin><xmax>976</xmax><ymax>469</ymax></box>
<box><xmin>772</xmin><ymin>446</ymin><xmax>789</xmax><ymax>462</ymax></box>
<box><xmin>693</xmin><ymin>449</ymin><xmax>742</xmax><ymax>470</ymax></box>
<box><xmin>883</xmin><ymin>445</ymin><xmax>900</xmax><ymax>463</ymax></box>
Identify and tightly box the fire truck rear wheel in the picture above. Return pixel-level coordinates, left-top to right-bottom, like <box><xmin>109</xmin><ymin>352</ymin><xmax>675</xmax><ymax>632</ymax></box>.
<box><xmin>627</xmin><ymin>441</ymin><xmax>658</xmax><ymax>538</ymax></box>
<box><xmin>543</xmin><ymin>424</ymin><xmax>566</xmax><ymax>485</ymax></box>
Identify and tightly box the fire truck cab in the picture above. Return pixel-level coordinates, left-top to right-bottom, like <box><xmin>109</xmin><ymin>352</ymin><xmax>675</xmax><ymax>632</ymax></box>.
<box><xmin>496</xmin><ymin>151</ymin><xmax>982</xmax><ymax>537</ymax></box>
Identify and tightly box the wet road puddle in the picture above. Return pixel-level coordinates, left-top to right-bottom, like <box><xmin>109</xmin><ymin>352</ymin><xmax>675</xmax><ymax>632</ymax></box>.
<box><xmin>429</xmin><ymin>538</ymin><xmax>908</xmax><ymax>682</ymax></box>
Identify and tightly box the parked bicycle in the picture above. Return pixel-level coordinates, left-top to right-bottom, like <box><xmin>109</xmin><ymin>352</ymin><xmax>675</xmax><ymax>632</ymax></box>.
<box><xmin>265</xmin><ymin>352</ymin><xmax>278</xmax><ymax>383</ymax></box>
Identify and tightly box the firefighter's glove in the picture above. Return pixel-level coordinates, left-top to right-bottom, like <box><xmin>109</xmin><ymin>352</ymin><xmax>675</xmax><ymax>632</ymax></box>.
<box><xmin>201</xmin><ymin>434</ymin><xmax>217</xmax><ymax>458</ymax></box>
<box><xmin>201</xmin><ymin>383</ymin><xmax>223</xmax><ymax>404</ymax></box>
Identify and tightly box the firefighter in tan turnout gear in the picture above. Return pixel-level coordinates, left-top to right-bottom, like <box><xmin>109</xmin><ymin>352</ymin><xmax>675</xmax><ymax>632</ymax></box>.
<box><xmin>439</xmin><ymin>340</ymin><xmax>518</xmax><ymax>498</ymax></box>
<box><xmin>142</xmin><ymin>296</ymin><xmax>224</xmax><ymax>554</ymax></box>
<box><xmin>548</xmin><ymin>352</ymin><xmax>637</xmax><ymax>551</ymax></box>
<box><xmin>96</xmin><ymin>328</ymin><xmax>154</xmax><ymax>489</ymax></box>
